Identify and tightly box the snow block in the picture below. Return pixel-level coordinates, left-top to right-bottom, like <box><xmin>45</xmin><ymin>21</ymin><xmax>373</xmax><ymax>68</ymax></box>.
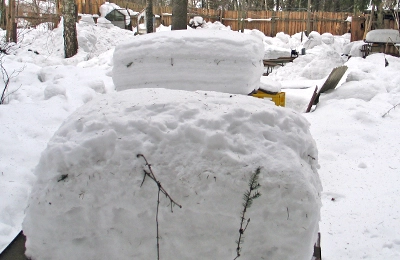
<box><xmin>112</xmin><ymin>30</ymin><xmax>264</xmax><ymax>94</ymax></box>
<box><xmin>23</xmin><ymin>89</ymin><xmax>322</xmax><ymax>260</ymax></box>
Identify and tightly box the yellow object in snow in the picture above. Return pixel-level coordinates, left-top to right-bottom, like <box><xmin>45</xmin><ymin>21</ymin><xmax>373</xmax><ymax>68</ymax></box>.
<box><xmin>251</xmin><ymin>89</ymin><xmax>285</xmax><ymax>107</ymax></box>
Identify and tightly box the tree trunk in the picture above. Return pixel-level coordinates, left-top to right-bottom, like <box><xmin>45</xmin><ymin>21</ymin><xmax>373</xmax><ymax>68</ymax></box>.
<box><xmin>172</xmin><ymin>0</ymin><xmax>187</xmax><ymax>30</ymax></box>
<box><xmin>376</xmin><ymin>2</ymin><xmax>384</xmax><ymax>29</ymax></box>
<box><xmin>1</xmin><ymin>0</ymin><xmax>7</xmax><ymax>30</ymax></box>
<box><xmin>146</xmin><ymin>0</ymin><xmax>153</xmax><ymax>33</ymax></box>
<box><xmin>6</xmin><ymin>0</ymin><xmax>16</xmax><ymax>43</ymax></box>
<box><xmin>62</xmin><ymin>0</ymin><xmax>78</xmax><ymax>58</ymax></box>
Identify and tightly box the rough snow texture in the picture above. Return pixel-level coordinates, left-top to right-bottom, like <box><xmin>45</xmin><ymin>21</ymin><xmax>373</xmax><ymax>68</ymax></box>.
<box><xmin>259</xmin><ymin>77</ymin><xmax>282</xmax><ymax>93</ymax></box>
<box><xmin>112</xmin><ymin>30</ymin><xmax>264</xmax><ymax>94</ymax></box>
<box><xmin>23</xmin><ymin>89</ymin><xmax>322</xmax><ymax>260</ymax></box>
<box><xmin>303</xmin><ymin>31</ymin><xmax>322</xmax><ymax>50</ymax></box>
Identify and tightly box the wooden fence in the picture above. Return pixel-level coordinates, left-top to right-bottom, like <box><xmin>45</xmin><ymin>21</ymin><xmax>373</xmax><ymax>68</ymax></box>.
<box><xmin>76</xmin><ymin>0</ymin><xmax>352</xmax><ymax>36</ymax></box>
<box><xmin>221</xmin><ymin>10</ymin><xmax>350</xmax><ymax>36</ymax></box>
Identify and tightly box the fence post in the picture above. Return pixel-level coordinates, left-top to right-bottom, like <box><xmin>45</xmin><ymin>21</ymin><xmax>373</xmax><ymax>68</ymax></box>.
<box><xmin>271</xmin><ymin>12</ymin><xmax>276</xmax><ymax>37</ymax></box>
<box><xmin>307</xmin><ymin>0</ymin><xmax>311</xmax><ymax>32</ymax></box>
<box><xmin>313</xmin><ymin>11</ymin><xmax>317</xmax><ymax>31</ymax></box>
<box><xmin>285</xmin><ymin>11</ymin><xmax>289</xmax><ymax>34</ymax></box>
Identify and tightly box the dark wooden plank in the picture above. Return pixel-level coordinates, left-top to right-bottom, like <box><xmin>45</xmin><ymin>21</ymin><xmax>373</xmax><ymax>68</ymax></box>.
<box><xmin>306</xmin><ymin>65</ymin><xmax>348</xmax><ymax>112</ymax></box>
<box><xmin>315</xmin><ymin>65</ymin><xmax>348</xmax><ymax>103</ymax></box>
<box><xmin>305</xmin><ymin>86</ymin><xmax>318</xmax><ymax>113</ymax></box>
<box><xmin>0</xmin><ymin>231</ymin><xmax>28</xmax><ymax>260</ymax></box>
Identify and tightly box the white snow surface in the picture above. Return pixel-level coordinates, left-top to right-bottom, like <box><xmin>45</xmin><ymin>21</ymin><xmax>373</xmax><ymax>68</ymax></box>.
<box><xmin>112</xmin><ymin>29</ymin><xmax>264</xmax><ymax>94</ymax></box>
<box><xmin>0</xmin><ymin>15</ymin><xmax>400</xmax><ymax>260</ymax></box>
<box><xmin>303</xmin><ymin>31</ymin><xmax>323</xmax><ymax>50</ymax></box>
<box><xmin>23</xmin><ymin>89</ymin><xmax>321</xmax><ymax>260</ymax></box>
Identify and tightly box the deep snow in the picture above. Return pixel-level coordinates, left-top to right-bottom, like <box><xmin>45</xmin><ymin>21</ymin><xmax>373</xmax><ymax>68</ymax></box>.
<box><xmin>0</xmin><ymin>10</ymin><xmax>400</xmax><ymax>260</ymax></box>
<box><xmin>23</xmin><ymin>89</ymin><xmax>321</xmax><ymax>260</ymax></box>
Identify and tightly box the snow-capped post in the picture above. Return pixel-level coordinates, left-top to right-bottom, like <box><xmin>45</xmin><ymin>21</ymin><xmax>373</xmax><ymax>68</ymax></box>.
<box><xmin>234</xmin><ymin>167</ymin><xmax>262</xmax><ymax>260</ymax></box>
<box><xmin>137</xmin><ymin>154</ymin><xmax>182</xmax><ymax>260</ymax></box>
<box><xmin>62</xmin><ymin>0</ymin><xmax>78</xmax><ymax>58</ymax></box>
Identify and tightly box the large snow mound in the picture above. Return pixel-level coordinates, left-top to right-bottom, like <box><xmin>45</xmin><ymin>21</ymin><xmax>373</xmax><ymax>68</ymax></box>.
<box><xmin>112</xmin><ymin>30</ymin><xmax>264</xmax><ymax>94</ymax></box>
<box><xmin>23</xmin><ymin>89</ymin><xmax>321</xmax><ymax>260</ymax></box>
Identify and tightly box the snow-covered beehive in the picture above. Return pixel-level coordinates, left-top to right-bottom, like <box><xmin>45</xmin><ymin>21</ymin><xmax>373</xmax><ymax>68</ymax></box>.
<box><xmin>23</xmin><ymin>88</ymin><xmax>322</xmax><ymax>260</ymax></box>
<box><xmin>112</xmin><ymin>30</ymin><xmax>264</xmax><ymax>94</ymax></box>
<box><xmin>365</xmin><ymin>29</ymin><xmax>400</xmax><ymax>43</ymax></box>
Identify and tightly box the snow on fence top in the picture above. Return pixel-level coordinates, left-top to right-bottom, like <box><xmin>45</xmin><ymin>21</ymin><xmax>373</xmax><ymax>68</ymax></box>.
<box><xmin>112</xmin><ymin>29</ymin><xmax>265</xmax><ymax>94</ymax></box>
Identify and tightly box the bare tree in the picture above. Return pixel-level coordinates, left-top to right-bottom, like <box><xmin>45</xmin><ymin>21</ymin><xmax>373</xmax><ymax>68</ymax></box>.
<box><xmin>146</xmin><ymin>0</ymin><xmax>154</xmax><ymax>33</ymax></box>
<box><xmin>62</xmin><ymin>0</ymin><xmax>78</xmax><ymax>58</ymax></box>
<box><xmin>172</xmin><ymin>0</ymin><xmax>188</xmax><ymax>30</ymax></box>
<box><xmin>6</xmin><ymin>0</ymin><xmax>17</xmax><ymax>42</ymax></box>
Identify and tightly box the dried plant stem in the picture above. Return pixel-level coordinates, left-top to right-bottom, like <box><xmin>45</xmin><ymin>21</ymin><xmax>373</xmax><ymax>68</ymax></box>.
<box><xmin>382</xmin><ymin>102</ymin><xmax>400</xmax><ymax>118</ymax></box>
<box><xmin>156</xmin><ymin>188</ymin><xmax>161</xmax><ymax>260</ymax></box>
<box><xmin>137</xmin><ymin>154</ymin><xmax>182</xmax><ymax>260</ymax></box>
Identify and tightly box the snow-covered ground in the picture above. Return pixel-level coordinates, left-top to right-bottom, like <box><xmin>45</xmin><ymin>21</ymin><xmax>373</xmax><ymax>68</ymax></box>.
<box><xmin>1</xmin><ymin>13</ymin><xmax>400</xmax><ymax>260</ymax></box>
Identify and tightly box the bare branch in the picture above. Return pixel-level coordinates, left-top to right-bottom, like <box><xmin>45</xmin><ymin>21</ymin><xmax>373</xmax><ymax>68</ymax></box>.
<box><xmin>382</xmin><ymin>102</ymin><xmax>400</xmax><ymax>118</ymax></box>
<box><xmin>137</xmin><ymin>154</ymin><xmax>182</xmax><ymax>210</ymax></box>
<box><xmin>137</xmin><ymin>154</ymin><xmax>182</xmax><ymax>260</ymax></box>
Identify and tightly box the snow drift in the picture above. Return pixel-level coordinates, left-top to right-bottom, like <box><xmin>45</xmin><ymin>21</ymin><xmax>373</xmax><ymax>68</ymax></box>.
<box><xmin>23</xmin><ymin>88</ymin><xmax>322</xmax><ymax>260</ymax></box>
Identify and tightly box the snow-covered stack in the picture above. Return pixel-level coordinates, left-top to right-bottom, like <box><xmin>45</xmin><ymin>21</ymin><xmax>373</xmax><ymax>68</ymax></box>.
<box><xmin>112</xmin><ymin>30</ymin><xmax>264</xmax><ymax>94</ymax></box>
<box><xmin>365</xmin><ymin>29</ymin><xmax>400</xmax><ymax>43</ymax></box>
<box><xmin>23</xmin><ymin>88</ymin><xmax>322</xmax><ymax>260</ymax></box>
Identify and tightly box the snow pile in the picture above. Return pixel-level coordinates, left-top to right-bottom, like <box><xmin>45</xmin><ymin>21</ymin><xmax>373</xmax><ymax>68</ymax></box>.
<box><xmin>23</xmin><ymin>88</ymin><xmax>322</xmax><ymax>260</ymax></box>
<box><xmin>97</xmin><ymin>17</ymin><xmax>114</xmax><ymax>29</ymax></box>
<box><xmin>321</xmin><ymin>33</ymin><xmax>334</xmax><ymax>45</ymax></box>
<box><xmin>269</xmin><ymin>45</ymin><xmax>345</xmax><ymax>81</ymax></box>
<box><xmin>0</xmin><ymin>54</ymin><xmax>115</xmax><ymax>252</ymax></box>
<box><xmin>189</xmin><ymin>16</ymin><xmax>205</xmax><ymax>28</ymax></box>
<box><xmin>262</xmin><ymin>31</ymin><xmax>307</xmax><ymax>59</ymax></box>
<box><xmin>9</xmin><ymin>19</ymin><xmax>136</xmax><ymax>66</ymax></box>
<box><xmin>324</xmin><ymin>53</ymin><xmax>400</xmax><ymax>102</ymax></box>
<box><xmin>200</xmin><ymin>21</ymin><xmax>231</xmax><ymax>30</ymax></box>
<box><xmin>79</xmin><ymin>14</ymin><xmax>95</xmax><ymax>25</ymax></box>
<box><xmin>303</xmin><ymin>31</ymin><xmax>322</xmax><ymax>50</ymax></box>
<box><xmin>112</xmin><ymin>30</ymin><xmax>264</xmax><ymax>94</ymax></box>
